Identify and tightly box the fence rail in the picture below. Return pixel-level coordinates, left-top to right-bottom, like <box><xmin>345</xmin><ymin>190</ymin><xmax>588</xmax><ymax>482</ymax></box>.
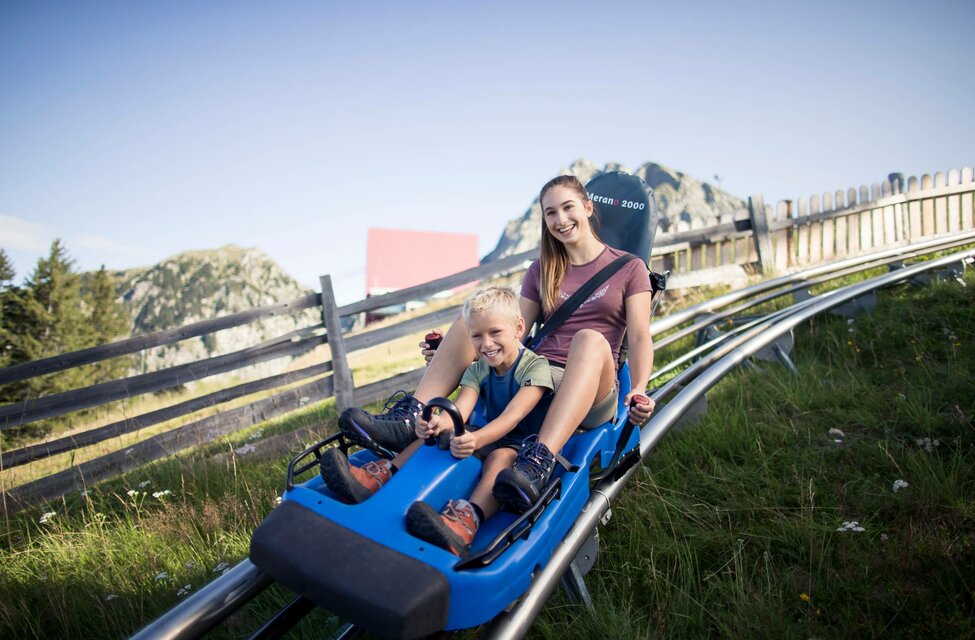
<box><xmin>1</xmin><ymin>165</ymin><xmax>973</xmax><ymax>514</ymax></box>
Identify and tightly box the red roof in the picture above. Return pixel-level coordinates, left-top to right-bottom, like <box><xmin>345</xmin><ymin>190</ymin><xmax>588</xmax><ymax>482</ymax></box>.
<box><xmin>366</xmin><ymin>228</ymin><xmax>479</xmax><ymax>295</ymax></box>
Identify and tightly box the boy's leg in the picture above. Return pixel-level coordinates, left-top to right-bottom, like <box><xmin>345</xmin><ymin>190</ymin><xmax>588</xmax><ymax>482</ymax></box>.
<box><xmin>338</xmin><ymin>317</ymin><xmax>475</xmax><ymax>452</ymax></box>
<box><xmin>406</xmin><ymin>448</ymin><xmax>516</xmax><ymax>556</ymax></box>
<box><xmin>469</xmin><ymin>447</ymin><xmax>518</xmax><ymax>521</ymax></box>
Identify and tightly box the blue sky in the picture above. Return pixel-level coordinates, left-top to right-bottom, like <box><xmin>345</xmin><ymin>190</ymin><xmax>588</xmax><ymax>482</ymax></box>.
<box><xmin>1</xmin><ymin>0</ymin><xmax>972</xmax><ymax>304</ymax></box>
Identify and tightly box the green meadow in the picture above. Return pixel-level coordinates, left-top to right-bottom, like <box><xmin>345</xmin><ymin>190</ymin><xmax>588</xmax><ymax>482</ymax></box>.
<box><xmin>1</xmin><ymin>269</ymin><xmax>972</xmax><ymax>639</ymax></box>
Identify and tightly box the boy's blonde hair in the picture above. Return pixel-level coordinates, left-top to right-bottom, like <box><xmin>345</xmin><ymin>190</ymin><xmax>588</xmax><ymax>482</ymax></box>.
<box><xmin>462</xmin><ymin>286</ymin><xmax>521</xmax><ymax>326</ymax></box>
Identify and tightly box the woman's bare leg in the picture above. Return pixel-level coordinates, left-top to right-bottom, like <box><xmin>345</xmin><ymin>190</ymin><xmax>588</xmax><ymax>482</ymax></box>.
<box><xmin>413</xmin><ymin>317</ymin><xmax>476</xmax><ymax>403</ymax></box>
<box><xmin>537</xmin><ymin>329</ymin><xmax>616</xmax><ymax>453</ymax></box>
<box><xmin>470</xmin><ymin>447</ymin><xmax>517</xmax><ymax>520</ymax></box>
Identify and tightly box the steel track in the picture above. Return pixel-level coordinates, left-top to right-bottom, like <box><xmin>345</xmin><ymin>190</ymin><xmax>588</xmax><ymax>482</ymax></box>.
<box><xmin>131</xmin><ymin>234</ymin><xmax>975</xmax><ymax>640</ymax></box>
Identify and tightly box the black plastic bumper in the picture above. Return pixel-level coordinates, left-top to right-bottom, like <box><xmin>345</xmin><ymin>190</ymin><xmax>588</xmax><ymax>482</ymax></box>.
<box><xmin>250</xmin><ymin>501</ymin><xmax>450</xmax><ymax>639</ymax></box>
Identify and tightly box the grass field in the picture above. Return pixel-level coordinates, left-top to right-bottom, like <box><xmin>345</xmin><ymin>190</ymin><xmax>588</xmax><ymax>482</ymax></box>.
<box><xmin>1</xmin><ymin>267</ymin><xmax>972</xmax><ymax>639</ymax></box>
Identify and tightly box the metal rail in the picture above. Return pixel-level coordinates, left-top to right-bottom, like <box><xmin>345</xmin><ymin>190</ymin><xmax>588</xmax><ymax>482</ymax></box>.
<box><xmin>650</xmin><ymin>230</ymin><xmax>975</xmax><ymax>336</ymax></box>
<box><xmin>129</xmin><ymin>560</ymin><xmax>272</xmax><ymax>640</ymax></box>
<box><xmin>131</xmin><ymin>240</ymin><xmax>974</xmax><ymax>640</ymax></box>
<box><xmin>483</xmin><ymin>247</ymin><xmax>975</xmax><ymax>639</ymax></box>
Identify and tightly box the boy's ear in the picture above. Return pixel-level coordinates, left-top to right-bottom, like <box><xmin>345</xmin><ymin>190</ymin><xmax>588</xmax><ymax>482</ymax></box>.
<box><xmin>515</xmin><ymin>316</ymin><xmax>525</xmax><ymax>336</ymax></box>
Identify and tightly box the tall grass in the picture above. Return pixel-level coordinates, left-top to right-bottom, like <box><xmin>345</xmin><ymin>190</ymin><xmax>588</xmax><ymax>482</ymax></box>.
<box><xmin>1</xmin><ymin>272</ymin><xmax>972</xmax><ymax>639</ymax></box>
<box><xmin>532</xmin><ymin>274</ymin><xmax>974</xmax><ymax>638</ymax></box>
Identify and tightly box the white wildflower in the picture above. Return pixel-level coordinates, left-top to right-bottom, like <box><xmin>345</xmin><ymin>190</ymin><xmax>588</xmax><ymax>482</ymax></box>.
<box><xmin>185</xmin><ymin>561</ymin><xmax>197</xmax><ymax>570</ymax></box>
<box><xmin>152</xmin><ymin>490</ymin><xmax>173</xmax><ymax>499</ymax></box>
<box><xmin>915</xmin><ymin>437</ymin><xmax>940</xmax><ymax>453</ymax></box>
<box><xmin>126</xmin><ymin>489</ymin><xmax>140</xmax><ymax>497</ymax></box>
<box><xmin>212</xmin><ymin>563</ymin><xmax>229</xmax><ymax>574</ymax></box>
<box><xmin>836</xmin><ymin>520</ymin><xmax>866</xmax><ymax>532</ymax></box>
<box><xmin>235</xmin><ymin>444</ymin><xmax>257</xmax><ymax>455</ymax></box>
<box><xmin>176</xmin><ymin>584</ymin><xmax>193</xmax><ymax>597</ymax></box>
<box><xmin>154</xmin><ymin>571</ymin><xmax>169</xmax><ymax>582</ymax></box>
<box><xmin>138</xmin><ymin>480</ymin><xmax>152</xmax><ymax>488</ymax></box>
<box><xmin>298</xmin><ymin>396</ymin><xmax>310</xmax><ymax>406</ymax></box>
<box><xmin>880</xmin><ymin>533</ymin><xmax>889</xmax><ymax>541</ymax></box>
<box><xmin>274</xmin><ymin>496</ymin><xmax>283</xmax><ymax>505</ymax></box>
<box><xmin>247</xmin><ymin>430</ymin><xmax>264</xmax><ymax>442</ymax></box>
<box><xmin>104</xmin><ymin>594</ymin><xmax>118</xmax><ymax>602</ymax></box>
<box><xmin>892</xmin><ymin>479</ymin><xmax>909</xmax><ymax>493</ymax></box>
<box><xmin>39</xmin><ymin>511</ymin><xmax>56</xmax><ymax>525</ymax></box>
<box><xmin>828</xmin><ymin>428</ymin><xmax>845</xmax><ymax>438</ymax></box>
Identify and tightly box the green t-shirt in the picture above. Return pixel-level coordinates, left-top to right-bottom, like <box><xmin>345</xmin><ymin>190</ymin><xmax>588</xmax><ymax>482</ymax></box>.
<box><xmin>459</xmin><ymin>348</ymin><xmax>553</xmax><ymax>438</ymax></box>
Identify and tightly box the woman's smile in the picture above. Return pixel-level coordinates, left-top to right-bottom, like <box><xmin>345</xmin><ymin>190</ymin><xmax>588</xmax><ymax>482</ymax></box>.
<box><xmin>542</xmin><ymin>184</ymin><xmax>592</xmax><ymax>245</ymax></box>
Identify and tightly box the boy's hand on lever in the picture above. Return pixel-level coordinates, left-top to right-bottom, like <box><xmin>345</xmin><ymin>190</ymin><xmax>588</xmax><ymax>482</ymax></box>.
<box><xmin>624</xmin><ymin>391</ymin><xmax>655</xmax><ymax>426</ymax></box>
<box><xmin>449</xmin><ymin>431</ymin><xmax>477</xmax><ymax>459</ymax></box>
<box><xmin>415</xmin><ymin>413</ymin><xmax>443</xmax><ymax>439</ymax></box>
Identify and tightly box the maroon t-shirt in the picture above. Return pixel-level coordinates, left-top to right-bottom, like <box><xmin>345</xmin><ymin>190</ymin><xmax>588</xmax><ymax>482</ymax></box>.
<box><xmin>520</xmin><ymin>245</ymin><xmax>651</xmax><ymax>367</ymax></box>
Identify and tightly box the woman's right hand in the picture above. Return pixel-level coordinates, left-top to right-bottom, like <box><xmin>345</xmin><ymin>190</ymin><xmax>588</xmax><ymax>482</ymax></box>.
<box><xmin>419</xmin><ymin>339</ymin><xmax>436</xmax><ymax>365</ymax></box>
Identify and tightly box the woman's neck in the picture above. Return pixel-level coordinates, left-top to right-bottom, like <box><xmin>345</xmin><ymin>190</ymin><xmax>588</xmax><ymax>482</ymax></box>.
<box><xmin>564</xmin><ymin>235</ymin><xmax>605</xmax><ymax>265</ymax></box>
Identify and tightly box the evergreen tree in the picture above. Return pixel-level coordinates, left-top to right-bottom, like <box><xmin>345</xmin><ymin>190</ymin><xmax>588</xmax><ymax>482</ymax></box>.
<box><xmin>0</xmin><ymin>248</ymin><xmax>14</xmax><ymax>285</ymax></box>
<box><xmin>87</xmin><ymin>265</ymin><xmax>131</xmax><ymax>381</ymax></box>
<box><xmin>0</xmin><ymin>248</ymin><xmax>18</xmax><ymax>370</ymax></box>
<box><xmin>26</xmin><ymin>239</ymin><xmax>92</xmax><ymax>355</ymax></box>
<box><xmin>2</xmin><ymin>240</ymin><xmax>91</xmax><ymax>401</ymax></box>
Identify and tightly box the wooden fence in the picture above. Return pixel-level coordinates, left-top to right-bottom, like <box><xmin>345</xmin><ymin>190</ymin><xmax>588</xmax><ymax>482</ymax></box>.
<box><xmin>2</xmin><ymin>166</ymin><xmax>972</xmax><ymax>513</ymax></box>
<box><xmin>650</xmin><ymin>168</ymin><xmax>975</xmax><ymax>277</ymax></box>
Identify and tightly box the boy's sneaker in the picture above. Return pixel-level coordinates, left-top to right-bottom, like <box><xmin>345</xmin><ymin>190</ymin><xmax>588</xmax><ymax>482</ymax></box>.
<box><xmin>406</xmin><ymin>499</ymin><xmax>479</xmax><ymax>556</ymax></box>
<box><xmin>320</xmin><ymin>447</ymin><xmax>392</xmax><ymax>504</ymax></box>
<box><xmin>492</xmin><ymin>437</ymin><xmax>558</xmax><ymax>514</ymax></box>
<box><xmin>339</xmin><ymin>391</ymin><xmax>423</xmax><ymax>453</ymax></box>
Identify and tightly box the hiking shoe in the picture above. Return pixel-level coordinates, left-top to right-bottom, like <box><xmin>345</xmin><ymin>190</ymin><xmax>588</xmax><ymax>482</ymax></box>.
<box><xmin>492</xmin><ymin>437</ymin><xmax>558</xmax><ymax>514</ymax></box>
<box><xmin>339</xmin><ymin>391</ymin><xmax>423</xmax><ymax>453</ymax></box>
<box><xmin>320</xmin><ymin>447</ymin><xmax>392</xmax><ymax>503</ymax></box>
<box><xmin>406</xmin><ymin>499</ymin><xmax>479</xmax><ymax>556</ymax></box>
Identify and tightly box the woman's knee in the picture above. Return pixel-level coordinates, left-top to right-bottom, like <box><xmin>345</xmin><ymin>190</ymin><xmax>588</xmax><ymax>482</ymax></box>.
<box><xmin>567</xmin><ymin>329</ymin><xmax>612</xmax><ymax>358</ymax></box>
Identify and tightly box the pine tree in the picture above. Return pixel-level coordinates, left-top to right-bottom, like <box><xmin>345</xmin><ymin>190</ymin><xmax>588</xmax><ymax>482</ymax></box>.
<box><xmin>3</xmin><ymin>241</ymin><xmax>91</xmax><ymax>400</ymax></box>
<box><xmin>87</xmin><ymin>265</ymin><xmax>131</xmax><ymax>381</ymax></box>
<box><xmin>29</xmin><ymin>240</ymin><xmax>92</xmax><ymax>352</ymax></box>
<box><xmin>0</xmin><ymin>248</ymin><xmax>18</xmax><ymax>370</ymax></box>
<box><xmin>0</xmin><ymin>248</ymin><xmax>14</xmax><ymax>285</ymax></box>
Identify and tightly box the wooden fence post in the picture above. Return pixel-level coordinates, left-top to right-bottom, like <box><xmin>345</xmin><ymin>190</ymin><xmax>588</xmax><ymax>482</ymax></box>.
<box><xmin>748</xmin><ymin>194</ymin><xmax>776</xmax><ymax>275</ymax></box>
<box><xmin>320</xmin><ymin>275</ymin><xmax>355</xmax><ymax>412</ymax></box>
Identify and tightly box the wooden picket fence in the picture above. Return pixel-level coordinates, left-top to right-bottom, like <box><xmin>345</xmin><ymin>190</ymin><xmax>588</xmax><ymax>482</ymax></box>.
<box><xmin>651</xmin><ymin>168</ymin><xmax>975</xmax><ymax>277</ymax></box>
<box><xmin>1</xmin><ymin>166</ymin><xmax>972</xmax><ymax>514</ymax></box>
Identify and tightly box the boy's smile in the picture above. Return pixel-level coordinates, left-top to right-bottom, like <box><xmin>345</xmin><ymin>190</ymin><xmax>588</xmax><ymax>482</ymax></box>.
<box><xmin>466</xmin><ymin>309</ymin><xmax>525</xmax><ymax>375</ymax></box>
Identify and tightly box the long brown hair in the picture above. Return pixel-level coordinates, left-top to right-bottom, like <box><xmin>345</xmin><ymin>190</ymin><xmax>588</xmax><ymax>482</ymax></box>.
<box><xmin>538</xmin><ymin>175</ymin><xmax>601</xmax><ymax>315</ymax></box>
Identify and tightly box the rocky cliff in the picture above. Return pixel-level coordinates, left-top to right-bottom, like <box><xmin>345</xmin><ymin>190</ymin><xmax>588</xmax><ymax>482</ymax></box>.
<box><xmin>483</xmin><ymin>159</ymin><xmax>745</xmax><ymax>261</ymax></box>
<box><xmin>108</xmin><ymin>245</ymin><xmax>318</xmax><ymax>376</ymax></box>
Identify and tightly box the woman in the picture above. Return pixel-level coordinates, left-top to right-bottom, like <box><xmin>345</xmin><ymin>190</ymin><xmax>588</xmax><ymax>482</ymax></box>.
<box><xmin>338</xmin><ymin>174</ymin><xmax>655</xmax><ymax>512</ymax></box>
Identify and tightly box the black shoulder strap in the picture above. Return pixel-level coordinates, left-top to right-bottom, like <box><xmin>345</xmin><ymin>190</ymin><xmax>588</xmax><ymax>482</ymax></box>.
<box><xmin>526</xmin><ymin>253</ymin><xmax>641</xmax><ymax>351</ymax></box>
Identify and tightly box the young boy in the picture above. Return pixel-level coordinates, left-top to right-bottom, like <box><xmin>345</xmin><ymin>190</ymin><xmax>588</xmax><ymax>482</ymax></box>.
<box><xmin>319</xmin><ymin>286</ymin><xmax>553</xmax><ymax>555</ymax></box>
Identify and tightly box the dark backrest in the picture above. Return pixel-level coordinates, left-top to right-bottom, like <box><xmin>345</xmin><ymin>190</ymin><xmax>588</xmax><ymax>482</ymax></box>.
<box><xmin>585</xmin><ymin>171</ymin><xmax>657</xmax><ymax>263</ymax></box>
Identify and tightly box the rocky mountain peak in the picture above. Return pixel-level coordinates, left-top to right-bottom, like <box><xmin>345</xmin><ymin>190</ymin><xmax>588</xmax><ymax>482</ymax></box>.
<box><xmin>108</xmin><ymin>245</ymin><xmax>317</xmax><ymax>377</ymax></box>
<box><xmin>482</xmin><ymin>159</ymin><xmax>745</xmax><ymax>262</ymax></box>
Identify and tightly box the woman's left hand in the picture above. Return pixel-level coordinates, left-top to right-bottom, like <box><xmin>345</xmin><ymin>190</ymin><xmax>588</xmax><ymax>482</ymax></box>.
<box><xmin>623</xmin><ymin>390</ymin><xmax>655</xmax><ymax>426</ymax></box>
